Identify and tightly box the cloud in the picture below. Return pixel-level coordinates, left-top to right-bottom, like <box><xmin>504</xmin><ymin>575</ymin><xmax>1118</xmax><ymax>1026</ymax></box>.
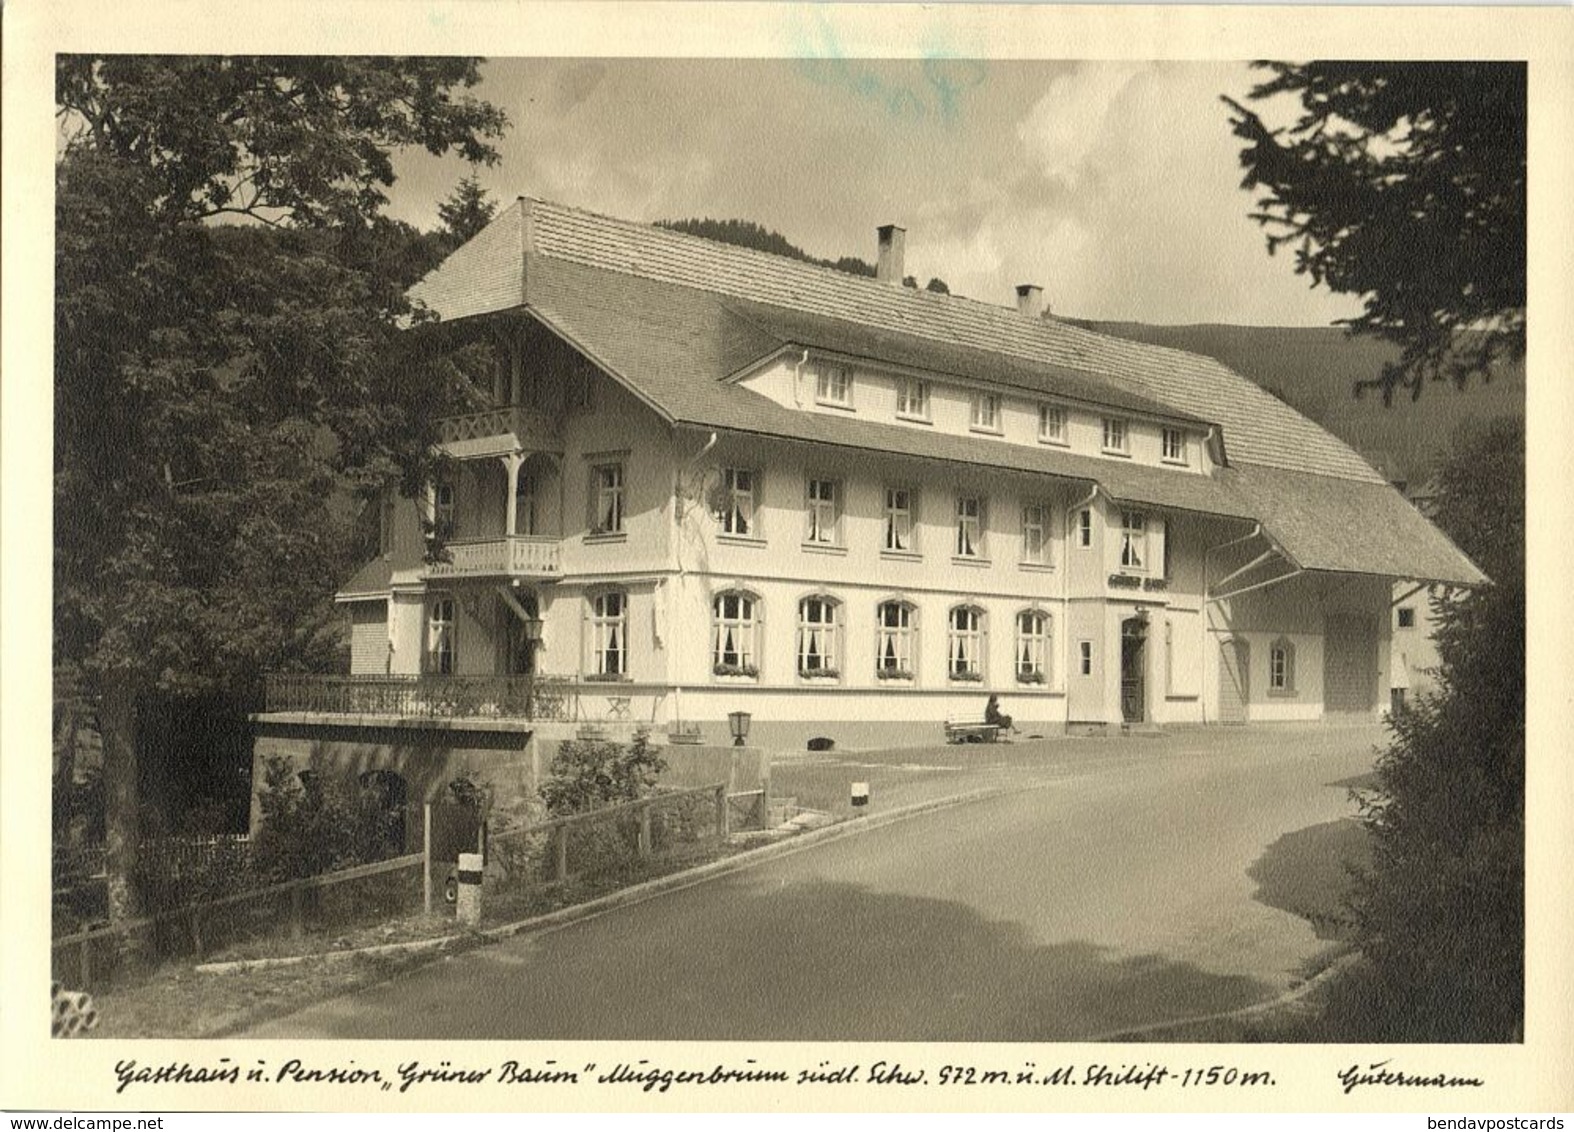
<box><xmin>386</xmin><ymin>59</ymin><xmax>1364</xmax><ymax>327</ymax></box>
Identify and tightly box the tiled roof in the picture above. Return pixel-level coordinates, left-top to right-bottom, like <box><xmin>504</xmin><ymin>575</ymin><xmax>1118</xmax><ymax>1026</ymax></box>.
<box><xmin>523</xmin><ymin>197</ymin><xmax>1387</xmax><ymax>482</ymax></box>
<box><xmin>336</xmin><ymin>555</ymin><xmax>397</xmax><ymax>601</ymax></box>
<box><xmin>1227</xmin><ymin>465</ymin><xmax>1486</xmax><ymax>584</ymax></box>
<box><xmin>402</xmin><ymin>196</ymin><xmax>1485</xmax><ymax>586</ymax></box>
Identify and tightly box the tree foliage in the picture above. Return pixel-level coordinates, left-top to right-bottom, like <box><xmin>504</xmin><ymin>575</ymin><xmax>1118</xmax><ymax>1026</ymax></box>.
<box><xmin>54</xmin><ymin>55</ymin><xmax>507</xmax><ymax>923</ymax></box>
<box><xmin>655</xmin><ymin>216</ymin><xmax>951</xmax><ymax>293</ymax></box>
<box><xmin>539</xmin><ymin>732</ymin><xmax>667</xmax><ymax>817</ymax></box>
<box><xmin>1225</xmin><ymin>62</ymin><xmax>1525</xmax><ymax>403</ymax></box>
<box><xmin>436</xmin><ymin>173</ymin><xmax>499</xmax><ymax>250</ymax></box>
<box><xmin>1348</xmin><ymin>418</ymin><xmax>1524</xmax><ymax>1040</ymax></box>
<box><xmin>250</xmin><ymin>755</ymin><xmax>397</xmax><ymax>882</ymax></box>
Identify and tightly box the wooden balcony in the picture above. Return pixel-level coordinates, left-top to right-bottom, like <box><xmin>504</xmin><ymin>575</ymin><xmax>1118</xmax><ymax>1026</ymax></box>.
<box><xmin>426</xmin><ymin>535</ymin><xmax>562</xmax><ymax>580</ymax></box>
<box><xmin>436</xmin><ymin>406</ymin><xmax>562</xmax><ymax>458</ymax></box>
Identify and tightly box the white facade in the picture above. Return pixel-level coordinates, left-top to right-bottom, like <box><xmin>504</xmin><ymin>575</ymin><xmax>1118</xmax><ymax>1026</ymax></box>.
<box><xmin>343</xmin><ymin>337</ymin><xmax>1393</xmax><ymax>747</ymax></box>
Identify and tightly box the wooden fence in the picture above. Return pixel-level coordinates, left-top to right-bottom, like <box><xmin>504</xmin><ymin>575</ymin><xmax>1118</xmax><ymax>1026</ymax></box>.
<box><xmin>52</xmin><ymin>786</ymin><xmax>768</xmax><ymax>989</ymax></box>
<box><xmin>489</xmin><ymin>783</ymin><xmax>733</xmax><ymax>884</ymax></box>
<box><xmin>51</xmin><ymin>851</ymin><xmax>425</xmax><ymax>988</ymax></box>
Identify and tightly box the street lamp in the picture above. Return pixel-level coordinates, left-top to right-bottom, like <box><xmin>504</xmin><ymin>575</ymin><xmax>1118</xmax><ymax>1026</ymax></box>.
<box><xmin>728</xmin><ymin>710</ymin><xmax>752</xmax><ymax>747</ymax></box>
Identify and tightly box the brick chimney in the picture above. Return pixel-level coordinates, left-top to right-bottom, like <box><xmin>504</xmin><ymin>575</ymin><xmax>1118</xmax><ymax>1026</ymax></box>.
<box><xmin>1016</xmin><ymin>284</ymin><xmax>1046</xmax><ymax>319</ymax></box>
<box><xmin>877</xmin><ymin>225</ymin><xmax>906</xmax><ymax>284</ymax></box>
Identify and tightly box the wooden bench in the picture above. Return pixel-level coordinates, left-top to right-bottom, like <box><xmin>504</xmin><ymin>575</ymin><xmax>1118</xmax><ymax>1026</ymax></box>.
<box><xmin>944</xmin><ymin>716</ymin><xmax>1000</xmax><ymax>744</ymax></box>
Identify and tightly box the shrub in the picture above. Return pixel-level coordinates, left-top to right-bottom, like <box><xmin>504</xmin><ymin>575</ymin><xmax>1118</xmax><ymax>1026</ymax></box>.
<box><xmin>250</xmin><ymin>755</ymin><xmax>394</xmax><ymax>881</ymax></box>
<box><xmin>539</xmin><ymin>729</ymin><xmax>667</xmax><ymax>818</ymax></box>
<box><xmin>1346</xmin><ymin>419</ymin><xmax>1524</xmax><ymax>1041</ymax></box>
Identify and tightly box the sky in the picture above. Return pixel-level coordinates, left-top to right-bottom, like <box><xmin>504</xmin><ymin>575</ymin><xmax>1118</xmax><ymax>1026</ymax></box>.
<box><xmin>385</xmin><ymin>58</ymin><xmax>1364</xmax><ymax>328</ymax></box>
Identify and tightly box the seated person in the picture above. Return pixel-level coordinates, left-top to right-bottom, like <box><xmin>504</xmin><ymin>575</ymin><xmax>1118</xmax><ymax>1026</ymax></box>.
<box><xmin>984</xmin><ymin>694</ymin><xmax>1014</xmax><ymax>734</ymax></box>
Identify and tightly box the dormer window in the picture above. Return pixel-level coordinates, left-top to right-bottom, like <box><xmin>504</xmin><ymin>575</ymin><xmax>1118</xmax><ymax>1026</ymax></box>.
<box><xmin>1038</xmin><ymin>404</ymin><xmax>1068</xmax><ymax>445</ymax></box>
<box><xmin>1162</xmin><ymin>427</ymin><xmax>1188</xmax><ymax>465</ymax></box>
<box><xmin>970</xmin><ymin>393</ymin><xmax>1002</xmax><ymax>433</ymax></box>
<box><xmin>1102</xmin><ymin>417</ymin><xmax>1129</xmax><ymax>455</ymax></box>
<box><xmin>896</xmin><ymin>378</ymin><xmax>930</xmax><ymax>421</ymax></box>
<box><xmin>816</xmin><ymin>364</ymin><xmax>853</xmax><ymax>408</ymax></box>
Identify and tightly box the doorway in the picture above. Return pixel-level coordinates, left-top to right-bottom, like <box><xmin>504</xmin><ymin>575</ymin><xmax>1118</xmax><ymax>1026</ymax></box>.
<box><xmin>1218</xmin><ymin>638</ymin><xmax>1249</xmax><ymax>724</ymax></box>
<box><xmin>1120</xmin><ymin>617</ymin><xmax>1148</xmax><ymax>723</ymax></box>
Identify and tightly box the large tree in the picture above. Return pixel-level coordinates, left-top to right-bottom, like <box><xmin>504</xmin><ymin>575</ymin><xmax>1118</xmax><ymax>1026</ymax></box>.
<box><xmin>54</xmin><ymin>56</ymin><xmax>507</xmax><ymax>928</ymax></box>
<box><xmin>1225</xmin><ymin>63</ymin><xmax>1526</xmax><ymax>403</ymax></box>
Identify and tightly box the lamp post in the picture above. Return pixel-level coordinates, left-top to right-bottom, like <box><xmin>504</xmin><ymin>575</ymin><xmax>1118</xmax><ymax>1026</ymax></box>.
<box><xmin>728</xmin><ymin>710</ymin><xmax>752</xmax><ymax>748</ymax></box>
<box><xmin>523</xmin><ymin>615</ymin><xmax>544</xmax><ymax>718</ymax></box>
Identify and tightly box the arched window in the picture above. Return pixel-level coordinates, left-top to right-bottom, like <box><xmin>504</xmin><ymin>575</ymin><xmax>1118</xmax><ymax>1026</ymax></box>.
<box><xmin>589</xmin><ymin>590</ymin><xmax>628</xmax><ymax>677</ymax></box>
<box><xmin>875</xmin><ymin>601</ymin><xmax>917</xmax><ymax>680</ymax></box>
<box><xmin>1269</xmin><ymin>636</ymin><xmax>1296</xmax><ymax>695</ymax></box>
<box><xmin>1015</xmin><ymin>610</ymin><xmax>1051</xmax><ymax>684</ymax></box>
<box><xmin>712</xmin><ymin>591</ymin><xmax>760</xmax><ymax>678</ymax></box>
<box><xmin>797</xmin><ymin>596</ymin><xmax>840</xmax><ymax>678</ymax></box>
<box><xmin>948</xmin><ymin>605</ymin><xmax>986</xmax><ymax>681</ymax></box>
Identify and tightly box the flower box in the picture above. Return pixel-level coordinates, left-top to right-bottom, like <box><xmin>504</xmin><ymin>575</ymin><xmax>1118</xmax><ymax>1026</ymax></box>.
<box><xmin>876</xmin><ymin>669</ymin><xmax>915</xmax><ymax>681</ymax></box>
<box><xmin>1016</xmin><ymin>671</ymin><xmax>1048</xmax><ymax>685</ymax></box>
<box><xmin>712</xmin><ymin>663</ymin><xmax>759</xmax><ymax>678</ymax></box>
<box><xmin>799</xmin><ymin>668</ymin><xmax>841</xmax><ymax>680</ymax></box>
<box><xmin>949</xmin><ymin>670</ymin><xmax>984</xmax><ymax>683</ymax></box>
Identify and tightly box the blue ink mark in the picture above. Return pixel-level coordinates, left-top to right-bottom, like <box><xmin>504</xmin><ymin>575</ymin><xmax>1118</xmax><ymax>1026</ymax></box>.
<box><xmin>785</xmin><ymin>6</ymin><xmax>989</xmax><ymax>126</ymax></box>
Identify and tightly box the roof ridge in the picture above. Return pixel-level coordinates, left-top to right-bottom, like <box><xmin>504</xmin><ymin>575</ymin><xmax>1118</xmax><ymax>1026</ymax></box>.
<box><xmin>522</xmin><ymin>193</ymin><xmax>1047</xmax><ymax>320</ymax></box>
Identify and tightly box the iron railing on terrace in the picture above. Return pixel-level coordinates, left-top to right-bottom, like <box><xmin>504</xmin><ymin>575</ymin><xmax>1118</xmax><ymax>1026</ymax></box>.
<box><xmin>263</xmin><ymin>674</ymin><xmax>576</xmax><ymax>721</ymax></box>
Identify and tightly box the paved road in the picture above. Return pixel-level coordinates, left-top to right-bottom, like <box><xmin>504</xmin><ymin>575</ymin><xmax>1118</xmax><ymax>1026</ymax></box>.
<box><xmin>246</xmin><ymin>725</ymin><xmax>1381</xmax><ymax>1040</ymax></box>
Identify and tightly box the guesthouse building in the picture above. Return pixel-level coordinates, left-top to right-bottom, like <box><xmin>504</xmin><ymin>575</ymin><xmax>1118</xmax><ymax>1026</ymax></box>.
<box><xmin>256</xmin><ymin>196</ymin><xmax>1484</xmax><ymax>780</ymax></box>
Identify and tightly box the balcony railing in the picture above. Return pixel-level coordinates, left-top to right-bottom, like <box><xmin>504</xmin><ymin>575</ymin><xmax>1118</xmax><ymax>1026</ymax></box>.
<box><xmin>263</xmin><ymin>674</ymin><xmax>574</xmax><ymax>721</ymax></box>
<box><xmin>426</xmin><ymin>535</ymin><xmax>562</xmax><ymax>579</ymax></box>
<box><xmin>436</xmin><ymin>406</ymin><xmax>560</xmax><ymax>451</ymax></box>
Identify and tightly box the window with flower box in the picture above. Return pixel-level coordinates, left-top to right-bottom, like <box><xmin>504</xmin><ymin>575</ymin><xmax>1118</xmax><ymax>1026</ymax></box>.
<box><xmin>797</xmin><ymin>597</ymin><xmax>840</xmax><ymax>678</ymax></box>
<box><xmin>711</xmin><ymin>591</ymin><xmax>760</xmax><ymax>678</ymax></box>
<box><xmin>948</xmin><ymin>606</ymin><xmax>986</xmax><ymax>680</ymax></box>
<box><xmin>875</xmin><ymin>600</ymin><xmax>917</xmax><ymax>680</ymax></box>
<box><xmin>1015</xmin><ymin>610</ymin><xmax>1051</xmax><ymax>684</ymax></box>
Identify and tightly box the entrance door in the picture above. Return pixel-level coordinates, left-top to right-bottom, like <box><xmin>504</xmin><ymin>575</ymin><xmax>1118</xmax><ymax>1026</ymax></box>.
<box><xmin>1218</xmin><ymin>638</ymin><xmax>1249</xmax><ymax>724</ymax></box>
<box><xmin>1120</xmin><ymin>618</ymin><xmax>1147</xmax><ymax>723</ymax></box>
<box><xmin>1324</xmin><ymin>616</ymin><xmax>1378</xmax><ymax>716</ymax></box>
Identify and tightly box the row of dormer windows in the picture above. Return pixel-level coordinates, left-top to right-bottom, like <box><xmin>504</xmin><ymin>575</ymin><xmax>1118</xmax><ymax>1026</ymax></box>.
<box><xmin>810</xmin><ymin>363</ymin><xmax>1193</xmax><ymax>468</ymax></box>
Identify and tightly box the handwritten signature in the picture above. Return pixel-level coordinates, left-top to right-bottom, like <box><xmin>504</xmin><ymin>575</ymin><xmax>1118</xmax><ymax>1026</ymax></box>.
<box><xmin>1338</xmin><ymin>1058</ymin><xmax>1485</xmax><ymax>1096</ymax></box>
